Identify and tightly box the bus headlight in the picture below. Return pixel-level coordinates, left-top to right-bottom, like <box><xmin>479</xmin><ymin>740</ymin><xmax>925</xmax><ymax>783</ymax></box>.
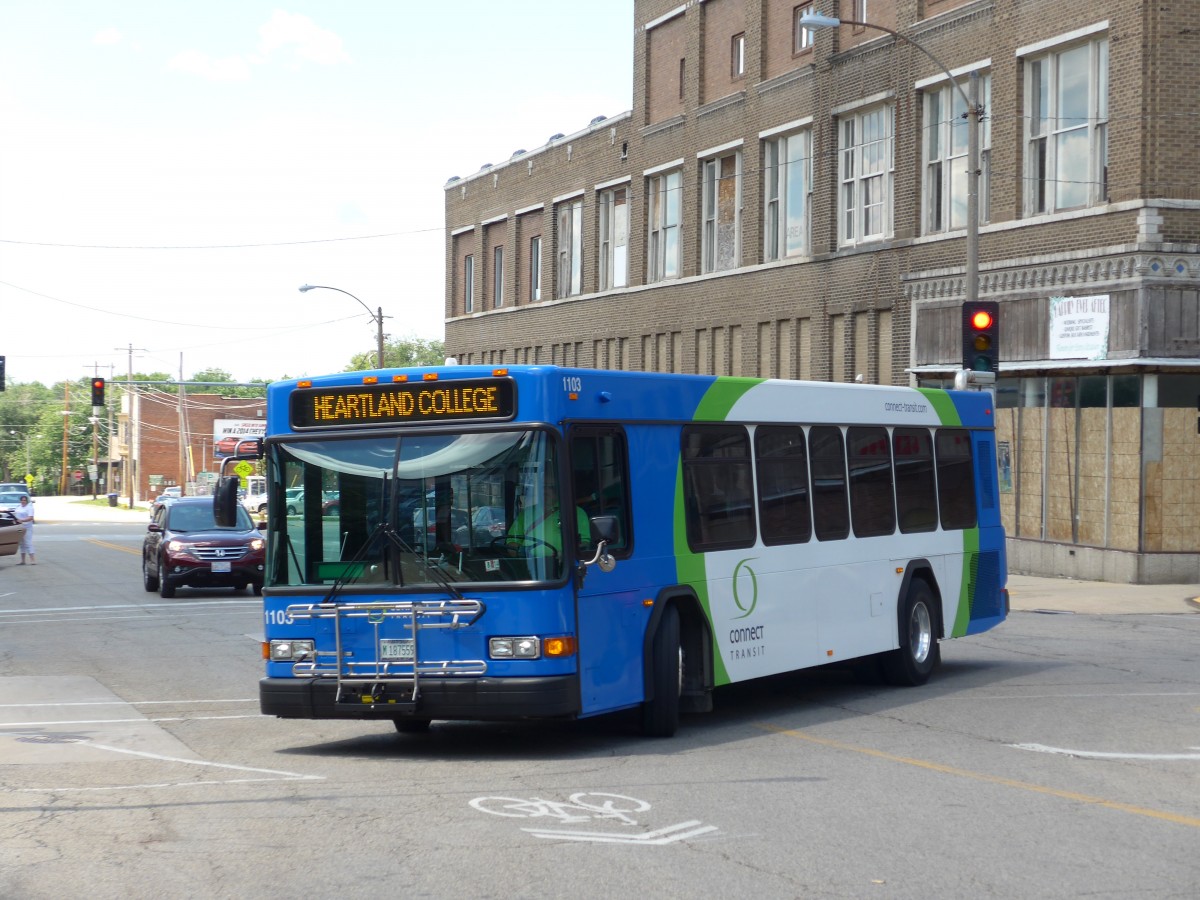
<box><xmin>489</xmin><ymin>636</ymin><xmax>540</xmax><ymax>659</ymax></box>
<box><xmin>268</xmin><ymin>639</ymin><xmax>314</xmax><ymax>661</ymax></box>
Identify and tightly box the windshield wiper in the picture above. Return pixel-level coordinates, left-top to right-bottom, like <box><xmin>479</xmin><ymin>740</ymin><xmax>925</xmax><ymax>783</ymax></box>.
<box><xmin>381</xmin><ymin>524</ymin><xmax>463</xmax><ymax>601</ymax></box>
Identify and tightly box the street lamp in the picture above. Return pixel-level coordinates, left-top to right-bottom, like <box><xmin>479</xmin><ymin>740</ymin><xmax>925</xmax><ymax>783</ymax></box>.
<box><xmin>800</xmin><ymin>10</ymin><xmax>981</xmax><ymax>309</ymax></box>
<box><xmin>299</xmin><ymin>284</ymin><xmax>386</xmax><ymax>369</ymax></box>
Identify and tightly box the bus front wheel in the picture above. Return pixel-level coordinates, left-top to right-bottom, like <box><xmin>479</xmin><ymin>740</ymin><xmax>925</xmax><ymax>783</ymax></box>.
<box><xmin>882</xmin><ymin>580</ymin><xmax>939</xmax><ymax>686</ymax></box>
<box><xmin>641</xmin><ymin>604</ymin><xmax>682</xmax><ymax>737</ymax></box>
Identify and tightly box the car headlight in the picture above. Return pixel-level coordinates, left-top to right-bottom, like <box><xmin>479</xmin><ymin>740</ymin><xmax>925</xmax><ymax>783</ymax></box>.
<box><xmin>489</xmin><ymin>636</ymin><xmax>540</xmax><ymax>659</ymax></box>
<box><xmin>250</xmin><ymin>538</ymin><xmax>265</xmax><ymax>551</ymax></box>
<box><xmin>268</xmin><ymin>639</ymin><xmax>314</xmax><ymax>661</ymax></box>
<box><xmin>166</xmin><ymin>539</ymin><xmax>187</xmax><ymax>553</ymax></box>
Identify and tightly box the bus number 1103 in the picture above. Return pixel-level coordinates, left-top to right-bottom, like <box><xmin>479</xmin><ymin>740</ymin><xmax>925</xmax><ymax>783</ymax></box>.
<box><xmin>562</xmin><ymin>376</ymin><xmax>582</xmax><ymax>392</ymax></box>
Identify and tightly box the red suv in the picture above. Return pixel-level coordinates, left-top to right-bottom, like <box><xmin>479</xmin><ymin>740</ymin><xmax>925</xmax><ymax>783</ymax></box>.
<box><xmin>143</xmin><ymin>497</ymin><xmax>265</xmax><ymax>598</ymax></box>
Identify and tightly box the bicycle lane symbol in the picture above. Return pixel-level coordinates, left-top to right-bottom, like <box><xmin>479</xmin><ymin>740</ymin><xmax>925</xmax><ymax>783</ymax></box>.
<box><xmin>469</xmin><ymin>792</ymin><xmax>719</xmax><ymax>845</ymax></box>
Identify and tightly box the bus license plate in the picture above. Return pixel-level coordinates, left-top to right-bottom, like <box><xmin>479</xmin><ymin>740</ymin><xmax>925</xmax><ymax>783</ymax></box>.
<box><xmin>380</xmin><ymin>640</ymin><xmax>414</xmax><ymax>660</ymax></box>
<box><xmin>211</xmin><ymin>561</ymin><xmax>232</xmax><ymax>573</ymax></box>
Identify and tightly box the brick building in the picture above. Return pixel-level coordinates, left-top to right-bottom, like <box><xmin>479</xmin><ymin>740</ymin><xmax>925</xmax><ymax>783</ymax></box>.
<box><xmin>443</xmin><ymin>0</ymin><xmax>1200</xmax><ymax>582</ymax></box>
<box><xmin>116</xmin><ymin>388</ymin><xmax>265</xmax><ymax>502</ymax></box>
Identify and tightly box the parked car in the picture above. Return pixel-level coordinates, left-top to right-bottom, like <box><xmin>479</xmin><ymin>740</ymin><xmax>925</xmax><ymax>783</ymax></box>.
<box><xmin>412</xmin><ymin>506</ymin><xmax>469</xmax><ymax>552</ymax></box>
<box><xmin>142</xmin><ymin>496</ymin><xmax>265</xmax><ymax>598</ymax></box>
<box><xmin>0</xmin><ymin>491</ymin><xmax>31</xmax><ymax>514</ymax></box>
<box><xmin>456</xmin><ymin>505</ymin><xmax>507</xmax><ymax>546</ymax></box>
<box><xmin>0</xmin><ymin>509</ymin><xmax>24</xmax><ymax>558</ymax></box>
<box><xmin>283</xmin><ymin>488</ymin><xmax>305</xmax><ymax>514</ymax></box>
<box><xmin>151</xmin><ymin>486</ymin><xmax>182</xmax><ymax>513</ymax></box>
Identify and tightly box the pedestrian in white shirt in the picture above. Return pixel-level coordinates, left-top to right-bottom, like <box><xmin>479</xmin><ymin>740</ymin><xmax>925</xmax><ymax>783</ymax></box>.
<box><xmin>13</xmin><ymin>495</ymin><xmax>35</xmax><ymax>565</ymax></box>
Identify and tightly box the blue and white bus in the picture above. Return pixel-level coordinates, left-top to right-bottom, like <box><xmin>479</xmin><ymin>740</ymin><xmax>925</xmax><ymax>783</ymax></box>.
<box><xmin>239</xmin><ymin>365</ymin><xmax>1007</xmax><ymax>736</ymax></box>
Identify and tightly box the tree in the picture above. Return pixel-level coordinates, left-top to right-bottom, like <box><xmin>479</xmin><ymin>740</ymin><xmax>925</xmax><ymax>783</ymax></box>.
<box><xmin>187</xmin><ymin>368</ymin><xmax>267</xmax><ymax>398</ymax></box>
<box><xmin>346</xmin><ymin>336</ymin><xmax>446</xmax><ymax>372</ymax></box>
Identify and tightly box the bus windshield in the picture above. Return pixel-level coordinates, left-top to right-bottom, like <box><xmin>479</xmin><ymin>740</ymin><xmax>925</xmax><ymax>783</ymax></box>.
<box><xmin>267</xmin><ymin>428</ymin><xmax>577</xmax><ymax>589</ymax></box>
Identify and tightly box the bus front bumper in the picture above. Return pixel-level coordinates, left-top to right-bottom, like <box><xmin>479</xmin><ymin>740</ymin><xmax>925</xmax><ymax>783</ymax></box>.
<box><xmin>259</xmin><ymin>675</ymin><xmax>579</xmax><ymax>721</ymax></box>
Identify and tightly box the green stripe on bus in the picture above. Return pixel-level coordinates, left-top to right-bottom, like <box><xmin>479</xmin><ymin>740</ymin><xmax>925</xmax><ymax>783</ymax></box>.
<box><xmin>952</xmin><ymin>527</ymin><xmax>981</xmax><ymax>638</ymax></box>
<box><xmin>672</xmin><ymin>378</ymin><xmax>761</xmax><ymax>687</ymax></box>
<box><xmin>695</xmin><ymin>377</ymin><xmax>764</xmax><ymax>422</ymax></box>
<box><xmin>916</xmin><ymin>388</ymin><xmax>962</xmax><ymax>427</ymax></box>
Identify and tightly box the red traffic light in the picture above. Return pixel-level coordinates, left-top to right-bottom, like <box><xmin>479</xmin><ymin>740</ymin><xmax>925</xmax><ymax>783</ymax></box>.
<box><xmin>969</xmin><ymin>310</ymin><xmax>994</xmax><ymax>331</ymax></box>
<box><xmin>90</xmin><ymin>377</ymin><xmax>106</xmax><ymax>406</ymax></box>
<box><xmin>961</xmin><ymin>301</ymin><xmax>1000</xmax><ymax>374</ymax></box>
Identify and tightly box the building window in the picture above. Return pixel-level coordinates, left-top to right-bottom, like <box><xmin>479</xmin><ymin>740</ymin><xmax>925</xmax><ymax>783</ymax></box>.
<box><xmin>838</xmin><ymin>104</ymin><xmax>893</xmax><ymax>246</ymax></box>
<box><xmin>764</xmin><ymin>130</ymin><xmax>811</xmax><ymax>260</ymax></box>
<box><xmin>492</xmin><ymin>246</ymin><xmax>504</xmax><ymax>308</ymax></box>
<box><xmin>529</xmin><ymin>236</ymin><xmax>541</xmax><ymax>302</ymax></box>
<box><xmin>648</xmin><ymin>170</ymin><xmax>682</xmax><ymax>282</ymax></box>
<box><xmin>925</xmin><ymin>75</ymin><xmax>991</xmax><ymax>233</ymax></box>
<box><xmin>702</xmin><ymin>152</ymin><xmax>741</xmax><ymax>273</ymax></box>
<box><xmin>793</xmin><ymin>5</ymin><xmax>813</xmax><ymax>53</ymax></box>
<box><xmin>679</xmin><ymin>58</ymin><xmax>686</xmax><ymax>99</ymax></box>
<box><xmin>1025</xmin><ymin>36</ymin><xmax>1108</xmax><ymax>214</ymax></box>
<box><xmin>599</xmin><ymin>187</ymin><xmax>628</xmax><ymax>291</ymax></box>
<box><xmin>731</xmin><ymin>33</ymin><xmax>745</xmax><ymax>78</ymax></box>
<box><xmin>463</xmin><ymin>254</ymin><xmax>474</xmax><ymax>313</ymax></box>
<box><xmin>556</xmin><ymin>199</ymin><xmax>582</xmax><ymax>299</ymax></box>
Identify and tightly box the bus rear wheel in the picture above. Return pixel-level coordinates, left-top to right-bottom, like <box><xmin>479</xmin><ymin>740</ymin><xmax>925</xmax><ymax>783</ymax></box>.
<box><xmin>882</xmin><ymin>580</ymin><xmax>939</xmax><ymax>686</ymax></box>
<box><xmin>393</xmin><ymin>718</ymin><xmax>431</xmax><ymax>734</ymax></box>
<box><xmin>641</xmin><ymin>604</ymin><xmax>682</xmax><ymax>737</ymax></box>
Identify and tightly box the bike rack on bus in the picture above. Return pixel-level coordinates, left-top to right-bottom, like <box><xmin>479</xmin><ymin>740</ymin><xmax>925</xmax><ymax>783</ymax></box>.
<box><xmin>284</xmin><ymin>597</ymin><xmax>487</xmax><ymax>711</ymax></box>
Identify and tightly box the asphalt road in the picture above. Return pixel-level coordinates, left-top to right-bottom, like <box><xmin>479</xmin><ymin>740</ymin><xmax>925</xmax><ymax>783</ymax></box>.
<box><xmin>1</xmin><ymin>507</ymin><xmax>1197</xmax><ymax>898</ymax></box>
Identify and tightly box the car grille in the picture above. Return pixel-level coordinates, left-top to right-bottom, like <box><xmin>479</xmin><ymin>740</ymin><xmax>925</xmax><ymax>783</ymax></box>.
<box><xmin>192</xmin><ymin>546</ymin><xmax>249</xmax><ymax>561</ymax></box>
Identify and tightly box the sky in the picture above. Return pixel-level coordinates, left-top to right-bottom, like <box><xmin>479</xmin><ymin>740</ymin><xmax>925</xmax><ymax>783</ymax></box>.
<box><xmin>0</xmin><ymin>1</ymin><xmax>634</xmax><ymax>387</ymax></box>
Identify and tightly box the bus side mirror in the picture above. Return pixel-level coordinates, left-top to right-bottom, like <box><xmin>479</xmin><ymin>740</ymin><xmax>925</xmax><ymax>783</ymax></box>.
<box><xmin>213</xmin><ymin>476</ymin><xmax>240</xmax><ymax>527</ymax></box>
<box><xmin>581</xmin><ymin>515</ymin><xmax>618</xmax><ymax>574</ymax></box>
<box><xmin>589</xmin><ymin>515</ymin><xmax>618</xmax><ymax>544</ymax></box>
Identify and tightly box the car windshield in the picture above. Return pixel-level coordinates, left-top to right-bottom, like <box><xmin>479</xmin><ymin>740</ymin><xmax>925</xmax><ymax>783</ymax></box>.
<box><xmin>0</xmin><ymin>493</ymin><xmax>26</xmax><ymax>504</ymax></box>
<box><xmin>267</xmin><ymin>429</ymin><xmax>579</xmax><ymax>590</ymax></box>
<box><xmin>167</xmin><ymin>504</ymin><xmax>253</xmax><ymax>532</ymax></box>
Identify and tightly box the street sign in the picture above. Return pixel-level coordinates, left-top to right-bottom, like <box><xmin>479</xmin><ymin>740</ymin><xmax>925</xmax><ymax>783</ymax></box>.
<box><xmin>233</xmin><ymin>461</ymin><xmax>254</xmax><ymax>478</ymax></box>
<box><xmin>73</xmin><ymin>470</ymin><xmax>84</xmax><ymax>481</ymax></box>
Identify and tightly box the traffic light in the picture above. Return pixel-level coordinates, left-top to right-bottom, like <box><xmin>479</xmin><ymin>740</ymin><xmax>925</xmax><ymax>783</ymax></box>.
<box><xmin>961</xmin><ymin>301</ymin><xmax>1000</xmax><ymax>373</ymax></box>
<box><xmin>91</xmin><ymin>377</ymin><xmax>106</xmax><ymax>407</ymax></box>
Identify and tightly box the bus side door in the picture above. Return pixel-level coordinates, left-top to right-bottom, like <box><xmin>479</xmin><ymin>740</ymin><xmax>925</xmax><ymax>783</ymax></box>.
<box><xmin>569</xmin><ymin>427</ymin><xmax>645</xmax><ymax>714</ymax></box>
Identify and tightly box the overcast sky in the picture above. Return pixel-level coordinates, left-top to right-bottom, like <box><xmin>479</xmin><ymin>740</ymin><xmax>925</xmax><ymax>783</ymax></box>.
<box><xmin>0</xmin><ymin>1</ymin><xmax>634</xmax><ymax>386</ymax></box>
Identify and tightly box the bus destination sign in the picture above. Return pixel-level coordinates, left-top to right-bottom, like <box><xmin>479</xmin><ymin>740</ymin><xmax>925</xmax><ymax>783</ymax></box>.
<box><xmin>290</xmin><ymin>378</ymin><xmax>516</xmax><ymax>429</ymax></box>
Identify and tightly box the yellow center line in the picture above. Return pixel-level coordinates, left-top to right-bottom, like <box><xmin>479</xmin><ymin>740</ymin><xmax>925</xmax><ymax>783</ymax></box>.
<box><xmin>87</xmin><ymin>539</ymin><xmax>142</xmax><ymax>557</ymax></box>
<box><xmin>758</xmin><ymin>723</ymin><xmax>1200</xmax><ymax>829</ymax></box>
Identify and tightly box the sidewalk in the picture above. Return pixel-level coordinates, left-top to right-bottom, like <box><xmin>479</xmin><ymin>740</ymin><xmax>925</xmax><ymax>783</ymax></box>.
<box><xmin>1007</xmin><ymin>573</ymin><xmax>1200</xmax><ymax>615</ymax></box>
<box><xmin>26</xmin><ymin>494</ymin><xmax>151</xmax><ymax>525</ymax></box>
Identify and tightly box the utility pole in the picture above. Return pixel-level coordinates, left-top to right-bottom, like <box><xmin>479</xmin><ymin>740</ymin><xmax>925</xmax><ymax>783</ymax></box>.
<box><xmin>117</xmin><ymin>344</ymin><xmax>147</xmax><ymax>508</ymax></box>
<box><xmin>60</xmin><ymin>383</ymin><xmax>70</xmax><ymax>496</ymax></box>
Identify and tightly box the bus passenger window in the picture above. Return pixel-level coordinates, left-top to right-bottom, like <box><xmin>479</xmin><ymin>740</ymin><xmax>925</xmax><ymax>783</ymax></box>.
<box><xmin>935</xmin><ymin>429</ymin><xmax>977</xmax><ymax>530</ymax></box>
<box><xmin>893</xmin><ymin>428</ymin><xmax>937</xmax><ymax>533</ymax></box>
<box><xmin>754</xmin><ymin>425</ymin><xmax>811</xmax><ymax>545</ymax></box>
<box><xmin>682</xmin><ymin>425</ymin><xmax>756</xmax><ymax>551</ymax></box>
<box><xmin>809</xmin><ymin>426</ymin><xmax>849</xmax><ymax>541</ymax></box>
<box><xmin>847</xmin><ymin>426</ymin><xmax>896</xmax><ymax>538</ymax></box>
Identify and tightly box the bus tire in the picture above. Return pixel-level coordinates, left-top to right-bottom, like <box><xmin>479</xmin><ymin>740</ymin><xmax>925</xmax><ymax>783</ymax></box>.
<box><xmin>641</xmin><ymin>604</ymin><xmax>682</xmax><ymax>737</ymax></box>
<box><xmin>393</xmin><ymin>718</ymin><xmax>431</xmax><ymax>734</ymax></box>
<box><xmin>882</xmin><ymin>579</ymin><xmax>939</xmax><ymax>687</ymax></box>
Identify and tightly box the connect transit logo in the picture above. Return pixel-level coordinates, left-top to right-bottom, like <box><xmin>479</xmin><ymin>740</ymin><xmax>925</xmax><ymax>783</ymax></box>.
<box><xmin>731</xmin><ymin>558</ymin><xmax>758</xmax><ymax>620</ymax></box>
